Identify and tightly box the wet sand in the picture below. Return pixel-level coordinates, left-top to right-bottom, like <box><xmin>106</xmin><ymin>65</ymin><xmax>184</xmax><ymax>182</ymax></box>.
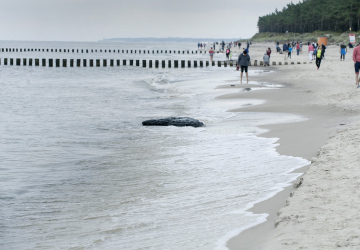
<box><xmin>217</xmin><ymin>43</ymin><xmax>360</xmax><ymax>249</ymax></box>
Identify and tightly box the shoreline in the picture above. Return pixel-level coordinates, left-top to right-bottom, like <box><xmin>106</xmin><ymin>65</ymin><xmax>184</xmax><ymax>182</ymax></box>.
<box><xmin>208</xmin><ymin>43</ymin><xmax>359</xmax><ymax>249</ymax></box>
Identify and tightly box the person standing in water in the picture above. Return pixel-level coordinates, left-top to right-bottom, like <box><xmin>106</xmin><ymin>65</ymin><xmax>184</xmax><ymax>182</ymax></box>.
<box><xmin>237</xmin><ymin>50</ymin><xmax>250</xmax><ymax>84</ymax></box>
<box><xmin>340</xmin><ymin>42</ymin><xmax>347</xmax><ymax>61</ymax></box>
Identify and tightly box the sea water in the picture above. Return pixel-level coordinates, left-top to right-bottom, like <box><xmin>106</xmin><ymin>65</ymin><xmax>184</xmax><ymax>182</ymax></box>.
<box><xmin>0</xmin><ymin>41</ymin><xmax>309</xmax><ymax>250</ymax></box>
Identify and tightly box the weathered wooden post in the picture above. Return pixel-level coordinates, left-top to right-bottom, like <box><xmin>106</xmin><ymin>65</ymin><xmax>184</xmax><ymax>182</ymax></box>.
<box><xmin>272</xmin><ymin>62</ymin><xmax>276</xmax><ymax>65</ymax></box>
<box><xmin>168</xmin><ymin>60</ymin><xmax>171</xmax><ymax>68</ymax></box>
<box><xmin>161</xmin><ymin>50</ymin><xmax>163</xmax><ymax>53</ymax></box>
<box><xmin>55</xmin><ymin>59</ymin><xmax>60</xmax><ymax>67</ymax></box>
<box><xmin>188</xmin><ymin>60</ymin><xmax>191</xmax><ymax>68</ymax></box>
<box><xmin>155</xmin><ymin>60</ymin><xmax>159</xmax><ymax>68</ymax></box>
<box><xmin>143</xmin><ymin>60</ymin><xmax>146</xmax><ymax>68</ymax></box>
<box><xmin>136</xmin><ymin>60</ymin><xmax>139</xmax><ymax>66</ymax></box>
<box><xmin>110</xmin><ymin>59</ymin><xmax>114</xmax><ymax>67</ymax></box>
<box><xmin>16</xmin><ymin>58</ymin><xmax>20</xmax><ymax>66</ymax></box>
<box><xmin>59</xmin><ymin>49</ymin><xmax>61</xmax><ymax>52</ymax></box>
<box><xmin>165</xmin><ymin>50</ymin><xmax>167</xmax><ymax>53</ymax></box>
<box><xmin>130</xmin><ymin>60</ymin><xmax>133</xmax><ymax>66</ymax></box>
<box><xmin>123</xmin><ymin>59</ymin><xmax>126</xmax><ymax>66</ymax></box>
<box><xmin>55</xmin><ymin>49</ymin><xmax>57</xmax><ymax>52</ymax></box>
<box><xmin>117</xmin><ymin>60</ymin><xmax>120</xmax><ymax>66</ymax></box>
<box><xmin>212</xmin><ymin>61</ymin><xmax>215</xmax><ymax>66</ymax></box>
<box><xmin>35</xmin><ymin>59</ymin><xmax>39</xmax><ymax>66</ymax></box>
<box><xmin>103</xmin><ymin>59</ymin><xmax>107</xmax><ymax>67</ymax></box>
<box><xmin>218</xmin><ymin>61</ymin><xmax>221</xmax><ymax>67</ymax></box>
<box><xmin>96</xmin><ymin>59</ymin><xmax>100</xmax><ymax>67</ymax></box>
<box><xmin>23</xmin><ymin>58</ymin><xmax>27</xmax><ymax>66</ymax></box>
<box><xmin>181</xmin><ymin>60</ymin><xmax>185</xmax><ymax>68</ymax></box>
<box><xmin>157</xmin><ymin>50</ymin><xmax>159</xmax><ymax>53</ymax></box>
<box><xmin>249</xmin><ymin>61</ymin><xmax>252</xmax><ymax>66</ymax></box>
<box><xmin>162</xmin><ymin>60</ymin><xmax>165</xmax><ymax>68</ymax></box>
<box><xmin>194</xmin><ymin>61</ymin><xmax>197</xmax><ymax>67</ymax></box>
<box><xmin>49</xmin><ymin>59</ymin><xmax>53</xmax><ymax>67</ymax></box>
<box><xmin>285</xmin><ymin>62</ymin><xmax>288</xmax><ymax>65</ymax></box>
<box><xmin>178</xmin><ymin>51</ymin><xmax>180</xmax><ymax>54</ymax></box>
<box><xmin>206</xmin><ymin>61</ymin><xmax>209</xmax><ymax>67</ymax></box>
<box><xmin>4</xmin><ymin>58</ymin><xmax>7</xmax><ymax>65</ymax></box>
<box><xmin>42</xmin><ymin>58</ymin><xmax>46</xmax><ymax>66</ymax></box>
<box><xmin>279</xmin><ymin>62</ymin><xmax>282</xmax><ymax>65</ymax></box>
<box><xmin>254</xmin><ymin>60</ymin><xmax>258</xmax><ymax>66</ymax></box>
<box><xmin>63</xmin><ymin>59</ymin><xmax>67</xmax><ymax>67</ymax></box>
<box><xmin>83</xmin><ymin>59</ymin><xmax>87</xmax><ymax>67</ymax></box>
<box><xmin>174</xmin><ymin>60</ymin><xmax>178</xmax><ymax>68</ymax></box>
<box><xmin>297</xmin><ymin>62</ymin><xmax>301</xmax><ymax>64</ymax></box>
<box><xmin>169</xmin><ymin>50</ymin><xmax>171</xmax><ymax>54</ymax></box>
<box><xmin>149</xmin><ymin>60</ymin><xmax>153</xmax><ymax>68</ymax></box>
<box><xmin>200</xmin><ymin>61</ymin><xmax>203</xmax><ymax>67</ymax></box>
<box><xmin>10</xmin><ymin>58</ymin><xmax>13</xmax><ymax>65</ymax></box>
<box><xmin>260</xmin><ymin>61</ymin><xmax>263</xmax><ymax>66</ymax></box>
<box><xmin>224</xmin><ymin>61</ymin><xmax>227</xmax><ymax>67</ymax></box>
<box><xmin>230</xmin><ymin>61</ymin><xmax>233</xmax><ymax>67</ymax></box>
<box><xmin>86</xmin><ymin>49</ymin><xmax>88</xmax><ymax>53</ymax></box>
<box><xmin>70</xmin><ymin>59</ymin><xmax>74</xmax><ymax>67</ymax></box>
<box><xmin>76</xmin><ymin>59</ymin><xmax>81</xmax><ymax>67</ymax></box>
<box><xmin>291</xmin><ymin>62</ymin><xmax>294</xmax><ymax>65</ymax></box>
<box><xmin>90</xmin><ymin>59</ymin><xmax>94</xmax><ymax>67</ymax></box>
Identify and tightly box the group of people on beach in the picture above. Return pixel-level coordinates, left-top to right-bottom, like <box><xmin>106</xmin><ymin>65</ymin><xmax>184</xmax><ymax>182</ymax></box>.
<box><xmin>206</xmin><ymin>39</ymin><xmax>360</xmax><ymax>89</ymax></box>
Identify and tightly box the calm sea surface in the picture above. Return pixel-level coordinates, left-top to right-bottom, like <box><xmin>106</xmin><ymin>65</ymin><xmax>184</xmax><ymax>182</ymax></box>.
<box><xmin>0</xmin><ymin>41</ymin><xmax>309</xmax><ymax>250</ymax></box>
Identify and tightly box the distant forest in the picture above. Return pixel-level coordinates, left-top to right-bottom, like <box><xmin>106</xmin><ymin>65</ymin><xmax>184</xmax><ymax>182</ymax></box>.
<box><xmin>258</xmin><ymin>0</ymin><xmax>360</xmax><ymax>33</ymax></box>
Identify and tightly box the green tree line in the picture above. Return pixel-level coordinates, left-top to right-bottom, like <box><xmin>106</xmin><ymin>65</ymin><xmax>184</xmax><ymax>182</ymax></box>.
<box><xmin>258</xmin><ymin>0</ymin><xmax>360</xmax><ymax>33</ymax></box>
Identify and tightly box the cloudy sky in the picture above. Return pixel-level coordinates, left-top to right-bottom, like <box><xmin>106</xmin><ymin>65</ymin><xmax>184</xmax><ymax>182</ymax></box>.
<box><xmin>1</xmin><ymin>0</ymin><xmax>292</xmax><ymax>41</ymax></box>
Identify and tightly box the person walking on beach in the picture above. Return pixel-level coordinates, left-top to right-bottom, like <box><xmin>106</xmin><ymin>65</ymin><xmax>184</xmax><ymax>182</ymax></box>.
<box><xmin>340</xmin><ymin>42</ymin><xmax>347</xmax><ymax>61</ymax></box>
<box><xmin>237</xmin><ymin>50</ymin><xmax>250</xmax><ymax>84</ymax></box>
<box><xmin>321</xmin><ymin>44</ymin><xmax>326</xmax><ymax>59</ymax></box>
<box><xmin>247</xmin><ymin>41</ymin><xmax>250</xmax><ymax>50</ymax></box>
<box><xmin>288</xmin><ymin>45</ymin><xmax>292</xmax><ymax>59</ymax></box>
<box><xmin>296</xmin><ymin>42</ymin><xmax>300</xmax><ymax>55</ymax></box>
<box><xmin>283</xmin><ymin>43</ymin><xmax>289</xmax><ymax>60</ymax></box>
<box><xmin>316</xmin><ymin>46</ymin><xmax>323</xmax><ymax>70</ymax></box>
<box><xmin>352</xmin><ymin>43</ymin><xmax>360</xmax><ymax>88</ymax></box>
<box><xmin>308</xmin><ymin>43</ymin><xmax>314</xmax><ymax>61</ymax></box>
<box><xmin>226</xmin><ymin>48</ymin><xmax>230</xmax><ymax>60</ymax></box>
<box><xmin>263</xmin><ymin>51</ymin><xmax>270</xmax><ymax>66</ymax></box>
<box><xmin>209</xmin><ymin>47</ymin><xmax>214</xmax><ymax>62</ymax></box>
<box><xmin>267</xmin><ymin>47</ymin><xmax>271</xmax><ymax>59</ymax></box>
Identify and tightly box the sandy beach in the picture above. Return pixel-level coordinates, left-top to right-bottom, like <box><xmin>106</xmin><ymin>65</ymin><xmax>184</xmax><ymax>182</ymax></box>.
<box><xmin>217</xmin><ymin>42</ymin><xmax>360</xmax><ymax>249</ymax></box>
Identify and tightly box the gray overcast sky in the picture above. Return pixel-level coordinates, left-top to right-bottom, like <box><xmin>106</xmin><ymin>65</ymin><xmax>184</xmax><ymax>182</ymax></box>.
<box><xmin>1</xmin><ymin>0</ymin><xmax>292</xmax><ymax>41</ymax></box>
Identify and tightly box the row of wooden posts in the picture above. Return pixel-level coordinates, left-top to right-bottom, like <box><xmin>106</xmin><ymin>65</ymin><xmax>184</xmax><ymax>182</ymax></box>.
<box><xmin>0</xmin><ymin>48</ymin><xmax>211</xmax><ymax>54</ymax></box>
<box><xmin>0</xmin><ymin>58</ymin><xmax>308</xmax><ymax>67</ymax></box>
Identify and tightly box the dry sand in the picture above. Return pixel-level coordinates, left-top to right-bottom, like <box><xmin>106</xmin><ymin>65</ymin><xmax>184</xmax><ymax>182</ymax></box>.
<box><xmin>220</xmin><ymin>42</ymin><xmax>360</xmax><ymax>249</ymax></box>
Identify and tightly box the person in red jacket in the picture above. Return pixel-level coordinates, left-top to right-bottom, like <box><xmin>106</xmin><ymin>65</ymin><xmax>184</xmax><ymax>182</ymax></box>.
<box><xmin>353</xmin><ymin>43</ymin><xmax>360</xmax><ymax>88</ymax></box>
<box><xmin>266</xmin><ymin>47</ymin><xmax>271</xmax><ymax>58</ymax></box>
<box><xmin>296</xmin><ymin>42</ymin><xmax>300</xmax><ymax>55</ymax></box>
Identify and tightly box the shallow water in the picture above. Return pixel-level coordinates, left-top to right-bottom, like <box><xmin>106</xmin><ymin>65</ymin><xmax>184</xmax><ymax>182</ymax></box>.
<box><xmin>0</xmin><ymin>41</ymin><xmax>309</xmax><ymax>250</ymax></box>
